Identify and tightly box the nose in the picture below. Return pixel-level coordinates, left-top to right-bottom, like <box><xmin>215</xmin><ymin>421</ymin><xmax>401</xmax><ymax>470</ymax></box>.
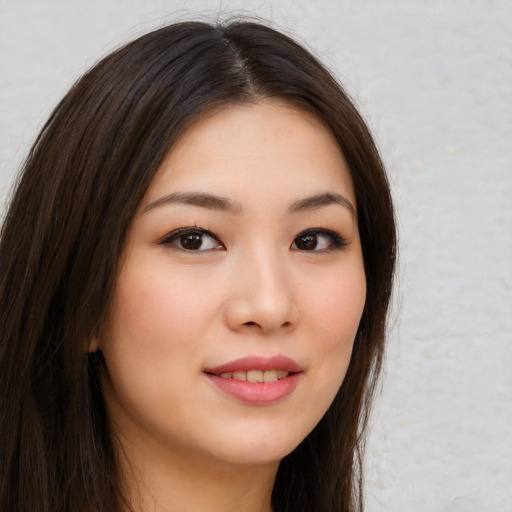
<box><xmin>223</xmin><ymin>248</ymin><xmax>299</xmax><ymax>335</ymax></box>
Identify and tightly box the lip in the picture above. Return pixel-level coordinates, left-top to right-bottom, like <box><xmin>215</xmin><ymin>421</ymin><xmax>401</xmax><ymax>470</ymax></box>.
<box><xmin>204</xmin><ymin>355</ymin><xmax>303</xmax><ymax>405</ymax></box>
<box><xmin>205</xmin><ymin>355</ymin><xmax>303</xmax><ymax>375</ymax></box>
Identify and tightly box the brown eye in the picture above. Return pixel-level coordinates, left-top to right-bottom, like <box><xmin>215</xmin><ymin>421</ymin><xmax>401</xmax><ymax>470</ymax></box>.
<box><xmin>291</xmin><ymin>229</ymin><xmax>348</xmax><ymax>252</ymax></box>
<box><xmin>180</xmin><ymin>232</ymin><xmax>203</xmax><ymax>250</ymax></box>
<box><xmin>161</xmin><ymin>228</ymin><xmax>224</xmax><ymax>251</ymax></box>
<box><xmin>294</xmin><ymin>234</ymin><xmax>318</xmax><ymax>250</ymax></box>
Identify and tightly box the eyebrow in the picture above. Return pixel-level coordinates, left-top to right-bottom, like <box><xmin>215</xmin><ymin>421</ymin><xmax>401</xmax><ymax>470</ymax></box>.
<box><xmin>143</xmin><ymin>192</ymin><xmax>243</xmax><ymax>214</ymax></box>
<box><xmin>288</xmin><ymin>192</ymin><xmax>356</xmax><ymax>216</ymax></box>
<box><xmin>142</xmin><ymin>191</ymin><xmax>355</xmax><ymax>216</ymax></box>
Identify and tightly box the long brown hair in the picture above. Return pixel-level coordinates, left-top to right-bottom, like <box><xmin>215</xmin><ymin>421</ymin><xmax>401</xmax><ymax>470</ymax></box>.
<box><xmin>0</xmin><ymin>20</ymin><xmax>396</xmax><ymax>512</ymax></box>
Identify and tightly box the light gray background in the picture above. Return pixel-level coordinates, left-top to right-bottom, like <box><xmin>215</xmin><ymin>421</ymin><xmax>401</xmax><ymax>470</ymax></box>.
<box><xmin>1</xmin><ymin>1</ymin><xmax>511</xmax><ymax>511</ymax></box>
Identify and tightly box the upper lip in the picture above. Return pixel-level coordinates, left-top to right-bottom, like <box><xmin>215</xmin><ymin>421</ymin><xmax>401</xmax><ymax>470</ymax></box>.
<box><xmin>205</xmin><ymin>355</ymin><xmax>303</xmax><ymax>375</ymax></box>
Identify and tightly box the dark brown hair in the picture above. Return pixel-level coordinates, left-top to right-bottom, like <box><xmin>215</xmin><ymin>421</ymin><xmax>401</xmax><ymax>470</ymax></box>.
<box><xmin>0</xmin><ymin>20</ymin><xmax>396</xmax><ymax>512</ymax></box>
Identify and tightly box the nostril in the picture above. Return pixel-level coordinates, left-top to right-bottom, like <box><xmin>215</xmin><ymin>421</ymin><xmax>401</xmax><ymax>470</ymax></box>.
<box><xmin>243</xmin><ymin>321</ymin><xmax>292</xmax><ymax>329</ymax></box>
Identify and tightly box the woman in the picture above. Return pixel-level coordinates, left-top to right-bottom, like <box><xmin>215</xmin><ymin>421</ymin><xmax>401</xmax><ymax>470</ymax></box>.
<box><xmin>0</xmin><ymin>20</ymin><xmax>396</xmax><ymax>512</ymax></box>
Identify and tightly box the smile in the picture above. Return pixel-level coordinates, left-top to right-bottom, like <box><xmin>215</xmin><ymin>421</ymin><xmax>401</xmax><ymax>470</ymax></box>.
<box><xmin>216</xmin><ymin>370</ymin><xmax>290</xmax><ymax>382</ymax></box>
<box><xmin>204</xmin><ymin>356</ymin><xmax>303</xmax><ymax>405</ymax></box>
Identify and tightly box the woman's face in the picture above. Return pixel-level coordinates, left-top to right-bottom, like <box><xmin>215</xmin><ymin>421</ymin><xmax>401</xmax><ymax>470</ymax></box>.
<box><xmin>97</xmin><ymin>100</ymin><xmax>366</xmax><ymax>470</ymax></box>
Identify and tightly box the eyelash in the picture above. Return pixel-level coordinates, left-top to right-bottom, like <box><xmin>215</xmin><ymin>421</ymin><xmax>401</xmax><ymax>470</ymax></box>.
<box><xmin>291</xmin><ymin>228</ymin><xmax>348</xmax><ymax>252</ymax></box>
<box><xmin>159</xmin><ymin>227</ymin><xmax>348</xmax><ymax>253</ymax></box>
<box><xmin>159</xmin><ymin>227</ymin><xmax>223</xmax><ymax>251</ymax></box>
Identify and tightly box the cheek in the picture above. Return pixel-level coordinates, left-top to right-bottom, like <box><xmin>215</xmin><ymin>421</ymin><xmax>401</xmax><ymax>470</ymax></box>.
<box><xmin>302</xmin><ymin>266</ymin><xmax>366</xmax><ymax>392</ymax></box>
<box><xmin>108</xmin><ymin>260</ymin><xmax>216</xmax><ymax>354</ymax></box>
<box><xmin>98</xmin><ymin>261</ymin><xmax>220</xmax><ymax>413</ymax></box>
<box><xmin>305</xmin><ymin>267</ymin><xmax>366</xmax><ymax>344</ymax></box>
<box><xmin>98</xmin><ymin>259</ymin><xmax>218</xmax><ymax>431</ymax></box>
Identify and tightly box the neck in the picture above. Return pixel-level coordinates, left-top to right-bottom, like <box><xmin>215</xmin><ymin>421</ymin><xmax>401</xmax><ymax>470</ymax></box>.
<box><xmin>115</xmin><ymin>432</ymin><xmax>278</xmax><ymax>512</ymax></box>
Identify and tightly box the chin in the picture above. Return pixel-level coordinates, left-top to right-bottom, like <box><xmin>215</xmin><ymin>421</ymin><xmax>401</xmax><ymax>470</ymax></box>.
<box><xmin>211</xmin><ymin>444</ymin><xmax>292</xmax><ymax>468</ymax></box>
<box><xmin>199</xmin><ymin>421</ymin><xmax>309</xmax><ymax>468</ymax></box>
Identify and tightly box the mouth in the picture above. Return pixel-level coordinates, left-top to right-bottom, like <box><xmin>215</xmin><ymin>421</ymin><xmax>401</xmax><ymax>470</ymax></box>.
<box><xmin>204</xmin><ymin>355</ymin><xmax>303</xmax><ymax>405</ymax></box>
<box><xmin>204</xmin><ymin>354</ymin><xmax>302</xmax><ymax>379</ymax></box>
<box><xmin>210</xmin><ymin>369</ymin><xmax>291</xmax><ymax>382</ymax></box>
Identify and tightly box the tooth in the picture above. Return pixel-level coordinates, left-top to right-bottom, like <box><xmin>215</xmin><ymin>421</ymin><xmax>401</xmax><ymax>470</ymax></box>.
<box><xmin>220</xmin><ymin>372</ymin><xmax>233</xmax><ymax>379</ymax></box>
<box><xmin>233</xmin><ymin>371</ymin><xmax>247</xmax><ymax>381</ymax></box>
<box><xmin>263</xmin><ymin>370</ymin><xmax>278</xmax><ymax>382</ymax></box>
<box><xmin>247</xmin><ymin>370</ymin><xmax>263</xmax><ymax>383</ymax></box>
<box><xmin>277</xmin><ymin>370</ymin><xmax>289</xmax><ymax>380</ymax></box>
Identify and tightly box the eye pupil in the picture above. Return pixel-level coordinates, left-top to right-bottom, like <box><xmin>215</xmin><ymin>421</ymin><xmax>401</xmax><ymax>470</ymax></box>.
<box><xmin>180</xmin><ymin>233</ymin><xmax>202</xmax><ymax>250</ymax></box>
<box><xmin>296</xmin><ymin>234</ymin><xmax>317</xmax><ymax>250</ymax></box>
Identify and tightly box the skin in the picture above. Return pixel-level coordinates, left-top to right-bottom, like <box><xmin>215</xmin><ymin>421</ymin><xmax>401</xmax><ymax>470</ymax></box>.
<box><xmin>93</xmin><ymin>99</ymin><xmax>367</xmax><ymax>512</ymax></box>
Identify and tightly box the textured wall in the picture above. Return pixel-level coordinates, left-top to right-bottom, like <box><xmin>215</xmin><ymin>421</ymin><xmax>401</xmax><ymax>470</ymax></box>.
<box><xmin>1</xmin><ymin>1</ymin><xmax>510</xmax><ymax>510</ymax></box>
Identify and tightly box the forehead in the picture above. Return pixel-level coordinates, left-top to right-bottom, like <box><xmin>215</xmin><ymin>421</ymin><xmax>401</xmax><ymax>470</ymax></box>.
<box><xmin>144</xmin><ymin>99</ymin><xmax>355</xmax><ymax>207</ymax></box>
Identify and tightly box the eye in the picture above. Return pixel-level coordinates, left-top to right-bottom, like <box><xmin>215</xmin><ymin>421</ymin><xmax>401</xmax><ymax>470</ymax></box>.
<box><xmin>160</xmin><ymin>228</ymin><xmax>224</xmax><ymax>251</ymax></box>
<box><xmin>291</xmin><ymin>229</ymin><xmax>347</xmax><ymax>252</ymax></box>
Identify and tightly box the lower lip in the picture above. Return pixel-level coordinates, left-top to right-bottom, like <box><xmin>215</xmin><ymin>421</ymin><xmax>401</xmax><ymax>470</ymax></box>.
<box><xmin>206</xmin><ymin>373</ymin><xmax>302</xmax><ymax>405</ymax></box>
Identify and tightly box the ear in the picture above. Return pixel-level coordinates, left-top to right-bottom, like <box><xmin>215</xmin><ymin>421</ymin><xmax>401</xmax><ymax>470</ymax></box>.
<box><xmin>88</xmin><ymin>336</ymin><xmax>100</xmax><ymax>353</ymax></box>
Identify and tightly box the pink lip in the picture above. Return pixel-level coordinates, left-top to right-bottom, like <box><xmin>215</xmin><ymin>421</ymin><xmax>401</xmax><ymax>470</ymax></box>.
<box><xmin>204</xmin><ymin>355</ymin><xmax>303</xmax><ymax>405</ymax></box>
<box><xmin>205</xmin><ymin>355</ymin><xmax>303</xmax><ymax>375</ymax></box>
